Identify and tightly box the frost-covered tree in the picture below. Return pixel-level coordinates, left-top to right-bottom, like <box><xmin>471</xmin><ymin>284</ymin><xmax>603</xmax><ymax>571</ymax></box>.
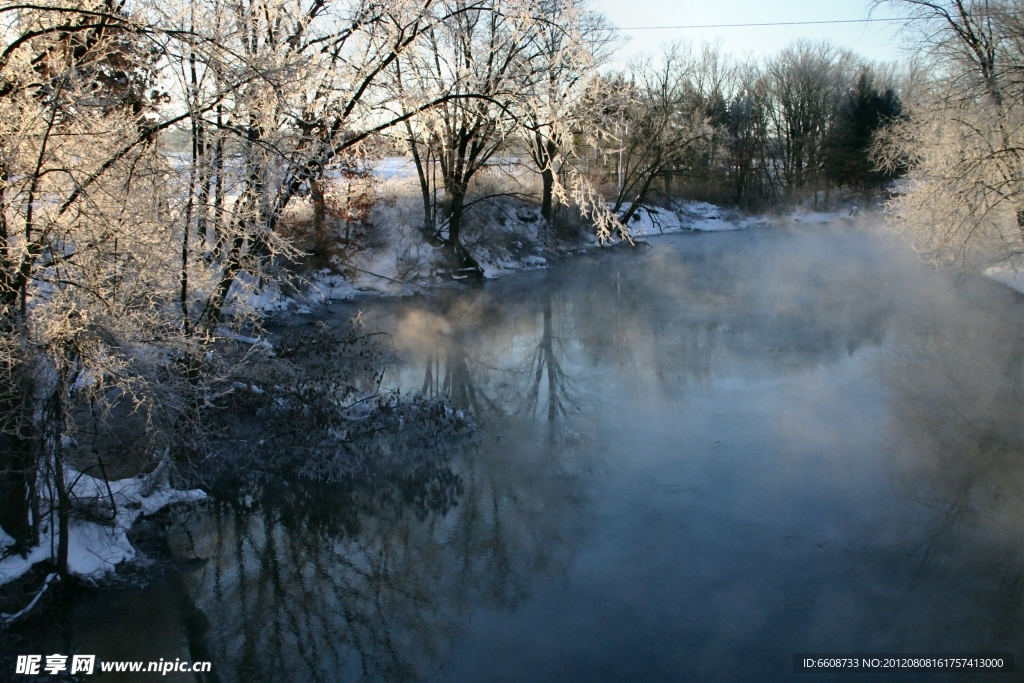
<box><xmin>875</xmin><ymin>0</ymin><xmax>1024</xmax><ymax>265</ymax></box>
<box><xmin>0</xmin><ymin>0</ymin><xmax>514</xmax><ymax>577</ymax></box>
<box><xmin>394</xmin><ymin>0</ymin><xmax>550</xmax><ymax>277</ymax></box>
<box><xmin>392</xmin><ymin>0</ymin><xmax>622</xmax><ymax>276</ymax></box>
<box><xmin>605</xmin><ymin>44</ymin><xmax>712</xmax><ymax>224</ymax></box>
<box><xmin>0</xmin><ymin>0</ymin><xmax>214</xmax><ymax>565</ymax></box>
<box><xmin>519</xmin><ymin>0</ymin><xmax>612</xmax><ymax>223</ymax></box>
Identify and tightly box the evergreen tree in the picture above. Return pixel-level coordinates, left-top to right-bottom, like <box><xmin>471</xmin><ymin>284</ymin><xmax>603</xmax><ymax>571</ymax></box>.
<box><xmin>827</xmin><ymin>70</ymin><xmax>904</xmax><ymax>190</ymax></box>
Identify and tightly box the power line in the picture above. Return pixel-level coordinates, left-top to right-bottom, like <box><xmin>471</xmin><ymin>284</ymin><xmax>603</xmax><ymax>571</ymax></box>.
<box><xmin>618</xmin><ymin>18</ymin><xmax>909</xmax><ymax>30</ymax></box>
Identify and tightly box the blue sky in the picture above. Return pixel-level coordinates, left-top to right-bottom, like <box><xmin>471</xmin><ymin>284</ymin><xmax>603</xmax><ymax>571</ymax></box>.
<box><xmin>592</xmin><ymin>0</ymin><xmax>911</xmax><ymax>64</ymax></box>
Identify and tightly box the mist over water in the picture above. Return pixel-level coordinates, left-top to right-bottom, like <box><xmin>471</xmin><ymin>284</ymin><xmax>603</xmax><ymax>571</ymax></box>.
<box><xmin>26</xmin><ymin>222</ymin><xmax>1024</xmax><ymax>681</ymax></box>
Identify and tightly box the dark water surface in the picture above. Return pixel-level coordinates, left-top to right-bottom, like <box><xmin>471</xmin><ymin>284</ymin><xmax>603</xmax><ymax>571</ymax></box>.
<box><xmin>23</xmin><ymin>224</ymin><xmax>1024</xmax><ymax>681</ymax></box>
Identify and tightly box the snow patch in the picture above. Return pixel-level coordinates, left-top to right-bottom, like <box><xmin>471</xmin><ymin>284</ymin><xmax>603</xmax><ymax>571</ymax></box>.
<box><xmin>985</xmin><ymin>257</ymin><xmax>1024</xmax><ymax>295</ymax></box>
<box><xmin>625</xmin><ymin>200</ymin><xmax>765</xmax><ymax>236</ymax></box>
<box><xmin>789</xmin><ymin>203</ymin><xmax>860</xmax><ymax>224</ymax></box>
<box><xmin>0</xmin><ymin>465</ymin><xmax>206</xmax><ymax>587</ymax></box>
<box><xmin>478</xmin><ymin>251</ymin><xmax>547</xmax><ymax>279</ymax></box>
<box><xmin>305</xmin><ymin>272</ymin><xmax>360</xmax><ymax>303</ymax></box>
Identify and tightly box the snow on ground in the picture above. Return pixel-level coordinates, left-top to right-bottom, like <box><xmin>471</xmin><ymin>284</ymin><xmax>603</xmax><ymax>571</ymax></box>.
<box><xmin>373</xmin><ymin>157</ymin><xmax>417</xmax><ymax>181</ymax></box>
<box><xmin>235</xmin><ymin>158</ymin><xmax>880</xmax><ymax>317</ymax></box>
<box><xmin>789</xmin><ymin>205</ymin><xmax>860</xmax><ymax>223</ymax></box>
<box><xmin>984</xmin><ymin>256</ymin><xmax>1024</xmax><ymax>295</ymax></box>
<box><xmin>0</xmin><ymin>465</ymin><xmax>206</xmax><ymax>588</ymax></box>
<box><xmin>626</xmin><ymin>200</ymin><xmax>768</xmax><ymax>236</ymax></box>
<box><xmin>306</xmin><ymin>272</ymin><xmax>361</xmax><ymax>303</ymax></box>
<box><xmin>478</xmin><ymin>252</ymin><xmax>548</xmax><ymax>279</ymax></box>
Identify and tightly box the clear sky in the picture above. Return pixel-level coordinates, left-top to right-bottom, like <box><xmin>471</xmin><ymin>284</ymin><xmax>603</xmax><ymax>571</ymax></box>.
<box><xmin>592</xmin><ymin>0</ymin><xmax>911</xmax><ymax>65</ymax></box>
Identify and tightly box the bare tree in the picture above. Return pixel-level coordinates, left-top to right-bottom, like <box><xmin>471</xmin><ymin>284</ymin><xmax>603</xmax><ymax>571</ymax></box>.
<box><xmin>875</xmin><ymin>0</ymin><xmax>1024</xmax><ymax>265</ymax></box>
<box><xmin>393</xmin><ymin>0</ymin><xmax>553</xmax><ymax>277</ymax></box>
<box><xmin>725</xmin><ymin>59</ymin><xmax>774</xmax><ymax>207</ymax></box>
<box><xmin>605</xmin><ymin>44</ymin><xmax>711</xmax><ymax>225</ymax></box>
<box><xmin>519</xmin><ymin>0</ymin><xmax>612</xmax><ymax>224</ymax></box>
<box><xmin>762</xmin><ymin>40</ymin><xmax>855</xmax><ymax>203</ymax></box>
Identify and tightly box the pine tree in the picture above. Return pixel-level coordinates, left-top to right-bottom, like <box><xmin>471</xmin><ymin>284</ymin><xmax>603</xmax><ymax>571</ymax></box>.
<box><xmin>826</xmin><ymin>70</ymin><xmax>904</xmax><ymax>191</ymax></box>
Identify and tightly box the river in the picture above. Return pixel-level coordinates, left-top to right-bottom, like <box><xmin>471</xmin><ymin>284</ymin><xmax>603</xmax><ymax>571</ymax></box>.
<box><xmin>11</xmin><ymin>222</ymin><xmax>1024</xmax><ymax>682</ymax></box>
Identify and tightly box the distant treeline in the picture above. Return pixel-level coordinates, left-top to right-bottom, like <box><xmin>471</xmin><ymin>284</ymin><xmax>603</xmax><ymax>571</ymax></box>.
<box><xmin>581</xmin><ymin>40</ymin><xmax>909</xmax><ymax>215</ymax></box>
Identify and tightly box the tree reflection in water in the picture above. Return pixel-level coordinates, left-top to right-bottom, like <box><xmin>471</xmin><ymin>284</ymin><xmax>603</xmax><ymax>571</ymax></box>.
<box><xmin>523</xmin><ymin>296</ymin><xmax>577</xmax><ymax>421</ymax></box>
<box><xmin>412</xmin><ymin>290</ymin><xmax>581</xmax><ymax>425</ymax></box>
<box><xmin>158</xmin><ymin>290</ymin><xmax>593</xmax><ymax>681</ymax></box>
<box><xmin>25</xmin><ymin>226</ymin><xmax>1024</xmax><ymax>680</ymax></box>
<box><xmin>877</xmin><ymin>276</ymin><xmax>1024</xmax><ymax>644</ymax></box>
<box><xmin>168</xmin><ymin>379</ymin><xmax>588</xmax><ymax>682</ymax></box>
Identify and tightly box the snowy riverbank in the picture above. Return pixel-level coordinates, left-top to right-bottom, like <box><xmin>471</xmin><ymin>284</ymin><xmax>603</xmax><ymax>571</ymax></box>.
<box><xmin>241</xmin><ymin>177</ymin><xmax>866</xmax><ymax>317</ymax></box>
<box><xmin>984</xmin><ymin>256</ymin><xmax>1024</xmax><ymax>295</ymax></box>
<box><xmin>0</xmin><ymin>464</ymin><xmax>206</xmax><ymax>590</ymax></box>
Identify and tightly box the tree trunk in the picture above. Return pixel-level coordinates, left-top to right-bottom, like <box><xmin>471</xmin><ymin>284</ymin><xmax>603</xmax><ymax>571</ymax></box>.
<box><xmin>211</xmin><ymin>108</ymin><xmax>224</xmax><ymax>257</ymax></box>
<box><xmin>446</xmin><ymin>189</ymin><xmax>465</xmax><ymax>248</ymax></box>
<box><xmin>0</xmin><ymin>425</ymin><xmax>34</xmax><ymax>555</ymax></box>
<box><xmin>406</xmin><ymin>128</ymin><xmax>438</xmax><ymax>242</ymax></box>
<box><xmin>541</xmin><ymin>167</ymin><xmax>554</xmax><ymax>221</ymax></box>
<box><xmin>43</xmin><ymin>387</ymin><xmax>69</xmax><ymax>578</ymax></box>
<box><xmin>442</xmin><ymin>189</ymin><xmax>483</xmax><ymax>280</ymax></box>
<box><xmin>53</xmin><ymin>435</ymin><xmax>69</xmax><ymax>578</ymax></box>
<box><xmin>0</xmin><ymin>349</ymin><xmax>36</xmax><ymax>556</ymax></box>
<box><xmin>309</xmin><ymin>174</ymin><xmax>327</xmax><ymax>253</ymax></box>
<box><xmin>619</xmin><ymin>162</ymin><xmax>663</xmax><ymax>226</ymax></box>
<box><xmin>540</xmin><ymin>138</ymin><xmax>558</xmax><ymax>221</ymax></box>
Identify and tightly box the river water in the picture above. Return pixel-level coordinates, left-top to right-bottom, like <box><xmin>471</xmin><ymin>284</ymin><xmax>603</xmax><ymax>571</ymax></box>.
<box><xmin>18</xmin><ymin>223</ymin><xmax>1024</xmax><ymax>681</ymax></box>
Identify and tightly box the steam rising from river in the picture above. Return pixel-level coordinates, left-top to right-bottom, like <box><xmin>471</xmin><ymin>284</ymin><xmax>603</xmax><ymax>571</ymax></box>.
<box><xmin>26</xmin><ymin>220</ymin><xmax>1024</xmax><ymax>682</ymax></box>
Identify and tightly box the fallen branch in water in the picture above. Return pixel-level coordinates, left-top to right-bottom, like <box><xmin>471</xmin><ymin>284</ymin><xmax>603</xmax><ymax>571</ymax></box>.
<box><xmin>1</xmin><ymin>573</ymin><xmax>59</xmax><ymax>625</ymax></box>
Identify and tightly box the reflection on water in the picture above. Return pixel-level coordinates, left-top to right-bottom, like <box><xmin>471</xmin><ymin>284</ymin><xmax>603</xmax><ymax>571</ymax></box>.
<box><xmin>18</xmin><ymin>223</ymin><xmax>1024</xmax><ymax>681</ymax></box>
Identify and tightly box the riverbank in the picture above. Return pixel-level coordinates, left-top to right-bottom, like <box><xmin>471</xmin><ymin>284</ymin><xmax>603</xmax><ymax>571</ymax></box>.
<box><xmin>2</xmin><ymin>192</ymin><xmax>1005</xmax><ymax>606</ymax></box>
<box><xmin>0</xmin><ymin>464</ymin><xmax>206</xmax><ymax>594</ymax></box>
<box><xmin>248</xmin><ymin>172</ymin><xmax>865</xmax><ymax>318</ymax></box>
